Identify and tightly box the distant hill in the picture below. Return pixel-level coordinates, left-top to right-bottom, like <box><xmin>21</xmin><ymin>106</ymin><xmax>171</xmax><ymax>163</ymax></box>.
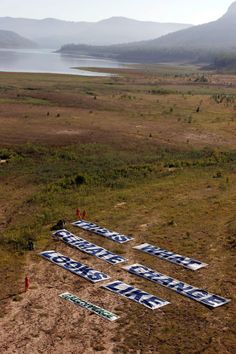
<box><xmin>58</xmin><ymin>2</ymin><xmax>236</xmax><ymax>64</ymax></box>
<box><xmin>140</xmin><ymin>1</ymin><xmax>236</xmax><ymax>50</ymax></box>
<box><xmin>0</xmin><ymin>16</ymin><xmax>192</xmax><ymax>48</ymax></box>
<box><xmin>0</xmin><ymin>29</ymin><xmax>35</xmax><ymax>48</ymax></box>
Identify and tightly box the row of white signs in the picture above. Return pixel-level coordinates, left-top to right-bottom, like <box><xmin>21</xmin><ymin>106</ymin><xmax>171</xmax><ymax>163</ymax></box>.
<box><xmin>39</xmin><ymin>221</ymin><xmax>230</xmax><ymax>316</ymax></box>
<box><xmin>40</xmin><ymin>243</ymin><xmax>230</xmax><ymax>309</ymax></box>
<box><xmin>41</xmin><ymin>251</ymin><xmax>169</xmax><ymax>310</ymax></box>
<box><xmin>54</xmin><ymin>228</ymin><xmax>208</xmax><ymax>275</ymax></box>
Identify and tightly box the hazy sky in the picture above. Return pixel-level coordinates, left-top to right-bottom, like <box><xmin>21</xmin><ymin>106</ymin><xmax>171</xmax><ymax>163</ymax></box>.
<box><xmin>0</xmin><ymin>0</ymin><xmax>234</xmax><ymax>24</ymax></box>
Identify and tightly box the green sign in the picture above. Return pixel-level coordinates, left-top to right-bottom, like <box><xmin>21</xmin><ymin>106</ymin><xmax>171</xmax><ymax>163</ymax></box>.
<box><xmin>59</xmin><ymin>292</ymin><xmax>119</xmax><ymax>321</ymax></box>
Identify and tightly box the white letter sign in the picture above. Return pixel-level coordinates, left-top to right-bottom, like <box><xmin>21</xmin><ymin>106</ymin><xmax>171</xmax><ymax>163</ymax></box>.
<box><xmin>124</xmin><ymin>264</ymin><xmax>230</xmax><ymax>308</ymax></box>
<box><xmin>40</xmin><ymin>250</ymin><xmax>110</xmax><ymax>283</ymax></box>
<box><xmin>59</xmin><ymin>292</ymin><xmax>119</xmax><ymax>321</ymax></box>
<box><xmin>53</xmin><ymin>229</ymin><xmax>128</xmax><ymax>265</ymax></box>
<box><xmin>102</xmin><ymin>280</ymin><xmax>169</xmax><ymax>310</ymax></box>
<box><xmin>72</xmin><ymin>220</ymin><xmax>133</xmax><ymax>244</ymax></box>
<box><xmin>133</xmin><ymin>243</ymin><xmax>208</xmax><ymax>270</ymax></box>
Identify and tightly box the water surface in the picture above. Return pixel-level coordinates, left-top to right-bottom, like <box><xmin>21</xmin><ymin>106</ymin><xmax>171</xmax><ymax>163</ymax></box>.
<box><xmin>0</xmin><ymin>48</ymin><xmax>124</xmax><ymax>76</ymax></box>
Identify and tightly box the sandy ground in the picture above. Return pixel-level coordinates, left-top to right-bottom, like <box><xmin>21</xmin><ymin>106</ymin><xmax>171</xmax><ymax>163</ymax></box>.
<box><xmin>0</xmin><ymin>236</ymin><xmax>129</xmax><ymax>354</ymax></box>
<box><xmin>0</xmin><ymin>214</ymin><xmax>149</xmax><ymax>354</ymax></box>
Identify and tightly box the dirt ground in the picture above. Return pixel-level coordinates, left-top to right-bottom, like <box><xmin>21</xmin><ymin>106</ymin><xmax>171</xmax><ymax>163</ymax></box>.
<box><xmin>0</xmin><ymin>67</ymin><xmax>236</xmax><ymax>353</ymax></box>
<box><xmin>0</xmin><ymin>69</ymin><xmax>236</xmax><ymax>150</ymax></box>
<box><xmin>0</xmin><ymin>246</ymin><xmax>120</xmax><ymax>354</ymax></box>
<box><xmin>0</xmin><ymin>225</ymin><xmax>149</xmax><ymax>354</ymax></box>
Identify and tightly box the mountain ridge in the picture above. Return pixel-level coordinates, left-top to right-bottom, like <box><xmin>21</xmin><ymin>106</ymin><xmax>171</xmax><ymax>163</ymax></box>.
<box><xmin>0</xmin><ymin>29</ymin><xmax>36</xmax><ymax>49</ymax></box>
<box><xmin>138</xmin><ymin>1</ymin><xmax>236</xmax><ymax>50</ymax></box>
<box><xmin>0</xmin><ymin>16</ymin><xmax>192</xmax><ymax>48</ymax></box>
<box><xmin>58</xmin><ymin>1</ymin><xmax>236</xmax><ymax>64</ymax></box>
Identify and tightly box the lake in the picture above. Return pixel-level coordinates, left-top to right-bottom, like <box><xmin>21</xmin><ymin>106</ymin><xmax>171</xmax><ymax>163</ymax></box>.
<box><xmin>0</xmin><ymin>48</ymin><xmax>124</xmax><ymax>76</ymax></box>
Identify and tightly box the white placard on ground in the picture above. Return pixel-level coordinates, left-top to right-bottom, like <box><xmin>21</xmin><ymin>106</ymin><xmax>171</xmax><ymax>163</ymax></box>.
<box><xmin>40</xmin><ymin>250</ymin><xmax>110</xmax><ymax>283</ymax></box>
<box><xmin>59</xmin><ymin>292</ymin><xmax>119</xmax><ymax>321</ymax></box>
<box><xmin>72</xmin><ymin>220</ymin><xmax>133</xmax><ymax>244</ymax></box>
<box><xmin>54</xmin><ymin>229</ymin><xmax>128</xmax><ymax>265</ymax></box>
<box><xmin>133</xmin><ymin>243</ymin><xmax>208</xmax><ymax>271</ymax></box>
<box><xmin>102</xmin><ymin>280</ymin><xmax>170</xmax><ymax>310</ymax></box>
<box><xmin>123</xmin><ymin>264</ymin><xmax>230</xmax><ymax>308</ymax></box>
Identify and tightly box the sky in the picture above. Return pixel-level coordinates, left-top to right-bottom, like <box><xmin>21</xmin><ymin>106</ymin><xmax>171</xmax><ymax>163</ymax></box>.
<box><xmin>0</xmin><ymin>0</ymin><xmax>234</xmax><ymax>25</ymax></box>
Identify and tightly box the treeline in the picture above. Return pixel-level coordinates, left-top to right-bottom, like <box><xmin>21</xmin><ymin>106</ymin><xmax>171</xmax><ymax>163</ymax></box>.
<box><xmin>59</xmin><ymin>43</ymin><xmax>236</xmax><ymax>69</ymax></box>
<box><xmin>212</xmin><ymin>54</ymin><xmax>236</xmax><ymax>71</ymax></box>
<box><xmin>59</xmin><ymin>44</ymin><xmax>214</xmax><ymax>63</ymax></box>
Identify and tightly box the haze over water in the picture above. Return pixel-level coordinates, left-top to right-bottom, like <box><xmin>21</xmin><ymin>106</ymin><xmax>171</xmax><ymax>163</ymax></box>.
<box><xmin>0</xmin><ymin>48</ymin><xmax>123</xmax><ymax>76</ymax></box>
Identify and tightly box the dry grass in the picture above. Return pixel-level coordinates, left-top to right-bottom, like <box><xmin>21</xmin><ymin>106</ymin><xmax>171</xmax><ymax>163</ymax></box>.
<box><xmin>0</xmin><ymin>66</ymin><xmax>235</xmax><ymax>353</ymax></box>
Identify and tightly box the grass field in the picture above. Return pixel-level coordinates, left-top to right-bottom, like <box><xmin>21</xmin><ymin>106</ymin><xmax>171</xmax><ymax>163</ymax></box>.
<box><xmin>0</xmin><ymin>66</ymin><xmax>235</xmax><ymax>353</ymax></box>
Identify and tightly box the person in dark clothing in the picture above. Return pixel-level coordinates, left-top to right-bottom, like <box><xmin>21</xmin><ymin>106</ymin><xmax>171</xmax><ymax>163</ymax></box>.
<box><xmin>28</xmin><ymin>240</ymin><xmax>35</xmax><ymax>251</ymax></box>
<box><xmin>51</xmin><ymin>220</ymin><xmax>66</xmax><ymax>231</ymax></box>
